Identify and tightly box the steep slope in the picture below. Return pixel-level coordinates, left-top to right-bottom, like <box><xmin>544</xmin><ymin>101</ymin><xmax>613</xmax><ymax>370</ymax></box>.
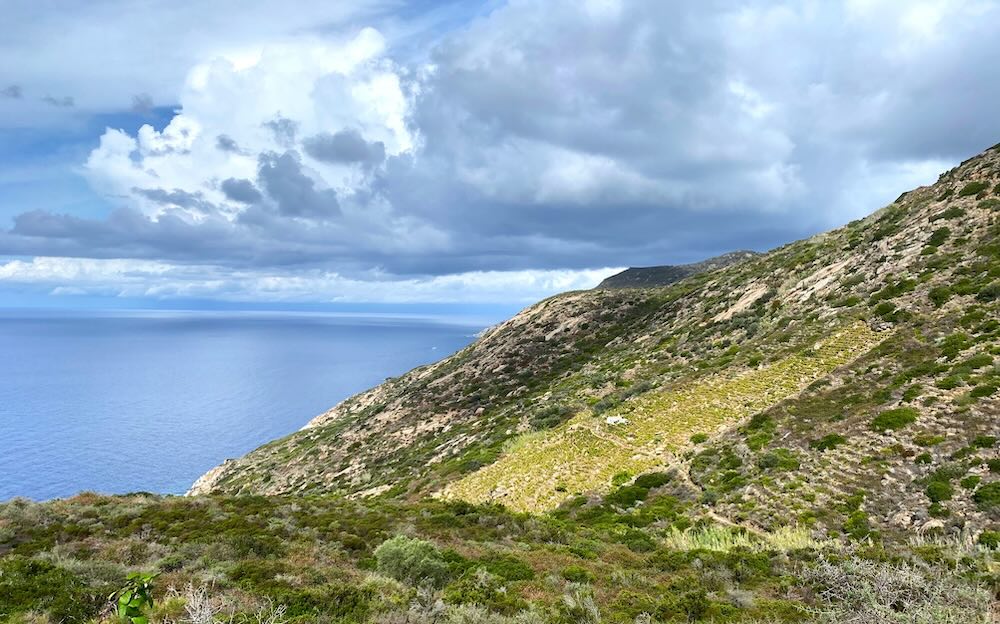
<box><xmin>191</xmin><ymin>142</ymin><xmax>1000</xmax><ymax>538</ymax></box>
<box><xmin>595</xmin><ymin>251</ymin><xmax>759</xmax><ymax>289</ymax></box>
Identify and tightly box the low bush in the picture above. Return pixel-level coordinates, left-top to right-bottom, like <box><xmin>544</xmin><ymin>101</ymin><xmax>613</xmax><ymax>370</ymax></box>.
<box><xmin>810</xmin><ymin>434</ymin><xmax>847</xmax><ymax>451</ymax></box>
<box><xmin>561</xmin><ymin>565</ymin><xmax>594</xmax><ymax>584</ymax></box>
<box><xmin>871</xmin><ymin>408</ymin><xmax>918</xmax><ymax>432</ymax></box>
<box><xmin>374</xmin><ymin>535</ymin><xmax>453</xmax><ymax>588</ymax></box>
<box><xmin>973</xmin><ymin>482</ymin><xmax>1000</xmax><ymax>511</ymax></box>
<box><xmin>925</xmin><ymin>481</ymin><xmax>953</xmax><ymax>503</ymax></box>
<box><xmin>958</xmin><ymin>181</ymin><xmax>989</xmax><ymax>197</ymax></box>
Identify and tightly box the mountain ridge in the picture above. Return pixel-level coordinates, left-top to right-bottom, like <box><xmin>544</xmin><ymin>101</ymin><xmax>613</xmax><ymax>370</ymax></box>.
<box><xmin>595</xmin><ymin>251</ymin><xmax>760</xmax><ymax>290</ymax></box>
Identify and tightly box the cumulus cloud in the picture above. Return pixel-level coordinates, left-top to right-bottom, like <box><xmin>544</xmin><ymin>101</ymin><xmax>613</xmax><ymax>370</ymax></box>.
<box><xmin>2</xmin><ymin>0</ymin><xmax>1000</xmax><ymax>303</ymax></box>
<box><xmin>1</xmin><ymin>85</ymin><xmax>22</xmax><ymax>99</ymax></box>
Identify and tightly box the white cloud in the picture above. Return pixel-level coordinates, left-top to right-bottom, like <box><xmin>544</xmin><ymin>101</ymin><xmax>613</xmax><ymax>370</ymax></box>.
<box><xmin>0</xmin><ymin>256</ymin><xmax>620</xmax><ymax>304</ymax></box>
<box><xmin>84</xmin><ymin>28</ymin><xmax>414</xmax><ymax>223</ymax></box>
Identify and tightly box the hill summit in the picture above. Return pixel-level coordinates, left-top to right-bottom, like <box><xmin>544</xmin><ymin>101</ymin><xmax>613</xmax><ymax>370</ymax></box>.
<box><xmin>595</xmin><ymin>251</ymin><xmax>760</xmax><ymax>290</ymax></box>
<box><xmin>191</xmin><ymin>142</ymin><xmax>1000</xmax><ymax>539</ymax></box>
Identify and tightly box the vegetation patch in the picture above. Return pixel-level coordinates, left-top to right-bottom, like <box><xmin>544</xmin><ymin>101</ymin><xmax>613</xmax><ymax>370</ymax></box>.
<box><xmin>871</xmin><ymin>407</ymin><xmax>919</xmax><ymax>432</ymax></box>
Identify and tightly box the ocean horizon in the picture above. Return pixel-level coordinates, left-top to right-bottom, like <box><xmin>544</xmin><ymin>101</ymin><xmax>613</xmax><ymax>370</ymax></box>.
<box><xmin>0</xmin><ymin>309</ymin><xmax>487</xmax><ymax>501</ymax></box>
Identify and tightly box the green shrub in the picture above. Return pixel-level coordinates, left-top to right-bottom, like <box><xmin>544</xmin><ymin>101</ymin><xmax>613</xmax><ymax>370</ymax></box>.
<box><xmin>757</xmin><ymin>448</ymin><xmax>800</xmax><ymax>471</ymax></box>
<box><xmin>605</xmin><ymin>485</ymin><xmax>649</xmax><ymax>507</ymax></box>
<box><xmin>973</xmin><ymin>482</ymin><xmax>1000</xmax><ymax>510</ymax></box>
<box><xmin>925</xmin><ymin>481</ymin><xmax>953</xmax><ymax>502</ymax></box>
<box><xmin>478</xmin><ymin>553</ymin><xmax>535</xmax><ymax>582</ymax></box>
<box><xmin>633</xmin><ymin>472</ymin><xmax>672</xmax><ymax>489</ymax></box>
<box><xmin>977</xmin><ymin>530</ymin><xmax>1000</xmax><ymax>549</ymax></box>
<box><xmin>871</xmin><ymin>407</ymin><xmax>918</xmax><ymax>432</ymax></box>
<box><xmin>915</xmin><ymin>453</ymin><xmax>932</xmax><ymax>464</ymax></box>
<box><xmin>928</xmin><ymin>286</ymin><xmax>952</xmax><ymax>307</ymax></box>
<box><xmin>0</xmin><ymin>556</ymin><xmax>105</xmax><ymax>622</ymax></box>
<box><xmin>976</xmin><ymin>282</ymin><xmax>1000</xmax><ymax>302</ymax></box>
<box><xmin>810</xmin><ymin>434</ymin><xmax>847</xmax><ymax>451</ymax></box>
<box><xmin>960</xmin><ymin>475</ymin><xmax>981</xmax><ymax>489</ymax></box>
<box><xmin>958</xmin><ymin>181</ymin><xmax>989</xmax><ymax>197</ymax></box>
<box><xmin>620</xmin><ymin>528</ymin><xmax>657</xmax><ymax>553</ymax></box>
<box><xmin>689</xmin><ymin>433</ymin><xmax>708</xmax><ymax>444</ymax></box>
<box><xmin>561</xmin><ymin>565</ymin><xmax>594</xmax><ymax>583</ymax></box>
<box><xmin>973</xmin><ymin>435</ymin><xmax>997</xmax><ymax>448</ymax></box>
<box><xmin>926</xmin><ymin>227</ymin><xmax>950</xmax><ymax>247</ymax></box>
<box><xmin>844</xmin><ymin>511</ymin><xmax>874</xmax><ymax>540</ymax></box>
<box><xmin>930</xmin><ymin>206</ymin><xmax>965</xmax><ymax>221</ymax></box>
<box><xmin>970</xmin><ymin>384</ymin><xmax>998</xmax><ymax>398</ymax></box>
<box><xmin>444</xmin><ymin>569</ymin><xmax>527</xmax><ymax>615</ymax></box>
<box><xmin>374</xmin><ymin>535</ymin><xmax>452</xmax><ymax>588</ymax></box>
<box><xmin>928</xmin><ymin>502</ymin><xmax>950</xmax><ymax>518</ymax></box>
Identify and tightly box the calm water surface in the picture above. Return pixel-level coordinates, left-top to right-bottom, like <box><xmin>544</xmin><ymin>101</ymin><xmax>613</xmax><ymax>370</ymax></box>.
<box><xmin>0</xmin><ymin>311</ymin><xmax>481</xmax><ymax>501</ymax></box>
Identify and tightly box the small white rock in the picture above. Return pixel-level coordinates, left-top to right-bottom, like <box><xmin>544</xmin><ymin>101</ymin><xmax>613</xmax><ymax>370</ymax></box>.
<box><xmin>605</xmin><ymin>415</ymin><xmax>629</xmax><ymax>425</ymax></box>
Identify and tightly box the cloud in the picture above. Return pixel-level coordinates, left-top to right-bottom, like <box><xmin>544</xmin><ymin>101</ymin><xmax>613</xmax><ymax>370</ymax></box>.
<box><xmin>2</xmin><ymin>0</ymin><xmax>1000</xmax><ymax>304</ymax></box>
<box><xmin>1</xmin><ymin>85</ymin><xmax>21</xmax><ymax>99</ymax></box>
<box><xmin>256</xmin><ymin>151</ymin><xmax>340</xmax><ymax>218</ymax></box>
<box><xmin>41</xmin><ymin>95</ymin><xmax>74</xmax><ymax>107</ymax></box>
<box><xmin>216</xmin><ymin>134</ymin><xmax>242</xmax><ymax>153</ymax></box>
<box><xmin>131</xmin><ymin>92</ymin><xmax>154</xmax><ymax>114</ymax></box>
<box><xmin>303</xmin><ymin>129</ymin><xmax>386</xmax><ymax>166</ymax></box>
<box><xmin>0</xmin><ymin>256</ymin><xmax>620</xmax><ymax>304</ymax></box>
<box><xmin>262</xmin><ymin>116</ymin><xmax>299</xmax><ymax>147</ymax></box>
<box><xmin>221</xmin><ymin>178</ymin><xmax>262</xmax><ymax>204</ymax></box>
<box><xmin>133</xmin><ymin>187</ymin><xmax>217</xmax><ymax>214</ymax></box>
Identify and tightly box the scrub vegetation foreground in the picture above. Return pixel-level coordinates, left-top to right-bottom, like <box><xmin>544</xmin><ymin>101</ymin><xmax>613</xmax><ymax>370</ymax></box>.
<box><xmin>5</xmin><ymin>143</ymin><xmax>1000</xmax><ymax>622</ymax></box>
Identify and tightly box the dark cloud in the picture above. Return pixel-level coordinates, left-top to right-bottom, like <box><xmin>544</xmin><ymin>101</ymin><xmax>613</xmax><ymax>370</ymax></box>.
<box><xmin>216</xmin><ymin>134</ymin><xmax>242</xmax><ymax>153</ymax></box>
<box><xmin>257</xmin><ymin>151</ymin><xmax>340</xmax><ymax>219</ymax></box>
<box><xmin>41</xmin><ymin>95</ymin><xmax>74</xmax><ymax>107</ymax></box>
<box><xmin>262</xmin><ymin>116</ymin><xmax>299</xmax><ymax>147</ymax></box>
<box><xmin>1</xmin><ymin>85</ymin><xmax>22</xmax><ymax>99</ymax></box>
<box><xmin>131</xmin><ymin>93</ymin><xmax>154</xmax><ymax>114</ymax></box>
<box><xmin>133</xmin><ymin>187</ymin><xmax>217</xmax><ymax>213</ymax></box>
<box><xmin>303</xmin><ymin>129</ymin><xmax>385</xmax><ymax>167</ymax></box>
<box><xmin>221</xmin><ymin>178</ymin><xmax>262</xmax><ymax>204</ymax></box>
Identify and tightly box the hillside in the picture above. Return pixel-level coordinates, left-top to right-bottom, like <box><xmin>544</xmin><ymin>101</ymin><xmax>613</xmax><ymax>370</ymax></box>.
<box><xmin>3</xmin><ymin>143</ymin><xmax>1000</xmax><ymax>624</ymax></box>
<box><xmin>595</xmin><ymin>251</ymin><xmax>759</xmax><ymax>289</ymax></box>
<box><xmin>191</xmin><ymin>142</ymin><xmax>1000</xmax><ymax>541</ymax></box>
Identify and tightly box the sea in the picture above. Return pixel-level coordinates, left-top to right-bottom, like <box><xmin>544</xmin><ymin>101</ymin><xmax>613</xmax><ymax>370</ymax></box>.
<box><xmin>0</xmin><ymin>310</ymin><xmax>488</xmax><ymax>501</ymax></box>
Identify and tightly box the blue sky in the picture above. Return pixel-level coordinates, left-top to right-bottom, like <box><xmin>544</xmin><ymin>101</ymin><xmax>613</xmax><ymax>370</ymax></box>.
<box><xmin>2</xmin><ymin>0</ymin><xmax>999</xmax><ymax>309</ymax></box>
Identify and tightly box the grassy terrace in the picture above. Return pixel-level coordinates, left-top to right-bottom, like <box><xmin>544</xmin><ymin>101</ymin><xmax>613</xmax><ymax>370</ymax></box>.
<box><xmin>443</xmin><ymin>323</ymin><xmax>885</xmax><ymax>512</ymax></box>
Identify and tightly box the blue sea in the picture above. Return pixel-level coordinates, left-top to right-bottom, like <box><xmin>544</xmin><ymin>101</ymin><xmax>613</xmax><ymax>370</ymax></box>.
<box><xmin>0</xmin><ymin>310</ymin><xmax>486</xmax><ymax>501</ymax></box>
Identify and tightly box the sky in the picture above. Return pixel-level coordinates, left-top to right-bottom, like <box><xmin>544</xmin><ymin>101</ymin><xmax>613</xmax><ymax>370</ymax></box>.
<box><xmin>1</xmin><ymin>0</ymin><xmax>999</xmax><ymax>309</ymax></box>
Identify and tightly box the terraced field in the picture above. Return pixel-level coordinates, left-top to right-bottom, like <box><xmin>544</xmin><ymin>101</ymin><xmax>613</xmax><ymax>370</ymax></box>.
<box><xmin>442</xmin><ymin>322</ymin><xmax>885</xmax><ymax>511</ymax></box>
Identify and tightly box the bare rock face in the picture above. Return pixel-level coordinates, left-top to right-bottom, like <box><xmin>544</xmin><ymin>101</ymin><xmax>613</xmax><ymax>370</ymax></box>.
<box><xmin>189</xmin><ymin>143</ymin><xmax>1000</xmax><ymax>539</ymax></box>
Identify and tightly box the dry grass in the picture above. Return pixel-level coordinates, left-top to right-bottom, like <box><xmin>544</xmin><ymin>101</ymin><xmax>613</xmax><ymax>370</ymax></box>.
<box><xmin>660</xmin><ymin>525</ymin><xmax>827</xmax><ymax>553</ymax></box>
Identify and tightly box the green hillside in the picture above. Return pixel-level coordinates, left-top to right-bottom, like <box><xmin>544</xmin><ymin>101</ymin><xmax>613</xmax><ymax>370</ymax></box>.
<box><xmin>192</xmin><ymin>143</ymin><xmax>1000</xmax><ymax>542</ymax></box>
<box><xmin>3</xmin><ymin>143</ymin><xmax>1000</xmax><ymax>623</ymax></box>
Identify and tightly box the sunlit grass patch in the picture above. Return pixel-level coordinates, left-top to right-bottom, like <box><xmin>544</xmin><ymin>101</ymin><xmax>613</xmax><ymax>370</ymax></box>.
<box><xmin>442</xmin><ymin>322</ymin><xmax>885</xmax><ymax>512</ymax></box>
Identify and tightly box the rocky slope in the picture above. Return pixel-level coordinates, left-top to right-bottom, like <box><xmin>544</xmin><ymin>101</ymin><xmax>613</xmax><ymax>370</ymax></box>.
<box><xmin>595</xmin><ymin>251</ymin><xmax>759</xmax><ymax>289</ymax></box>
<box><xmin>191</xmin><ymin>142</ymin><xmax>1000</xmax><ymax>540</ymax></box>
